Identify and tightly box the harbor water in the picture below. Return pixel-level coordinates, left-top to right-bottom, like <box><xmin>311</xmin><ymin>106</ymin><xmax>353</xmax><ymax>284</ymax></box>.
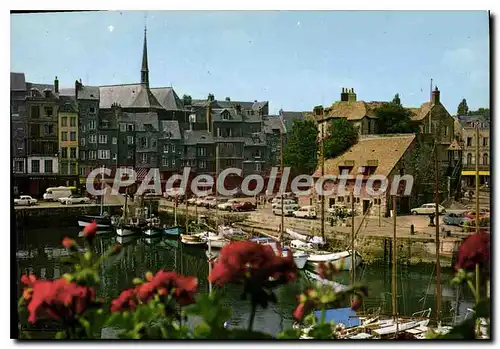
<box><xmin>16</xmin><ymin>223</ymin><xmax>474</xmax><ymax>337</ymax></box>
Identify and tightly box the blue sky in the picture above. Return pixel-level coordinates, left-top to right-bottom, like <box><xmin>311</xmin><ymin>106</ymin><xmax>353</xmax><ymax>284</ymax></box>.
<box><xmin>11</xmin><ymin>11</ymin><xmax>489</xmax><ymax>114</ymax></box>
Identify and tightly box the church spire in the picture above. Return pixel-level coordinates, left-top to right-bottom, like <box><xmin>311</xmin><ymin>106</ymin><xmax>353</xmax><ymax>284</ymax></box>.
<box><xmin>141</xmin><ymin>25</ymin><xmax>149</xmax><ymax>87</ymax></box>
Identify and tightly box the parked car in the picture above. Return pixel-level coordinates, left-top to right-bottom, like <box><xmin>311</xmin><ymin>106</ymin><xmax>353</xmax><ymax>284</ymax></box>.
<box><xmin>202</xmin><ymin>196</ymin><xmax>216</xmax><ymax>208</ymax></box>
<box><xmin>43</xmin><ymin>186</ymin><xmax>73</xmax><ymax>202</ymax></box>
<box><xmin>232</xmin><ymin>201</ymin><xmax>255</xmax><ymax>212</ymax></box>
<box><xmin>410</xmin><ymin>203</ymin><xmax>446</xmax><ymax>215</ymax></box>
<box><xmin>209</xmin><ymin>197</ymin><xmax>228</xmax><ymax>208</ymax></box>
<box><xmin>292</xmin><ymin>206</ymin><xmax>317</xmax><ymax>219</ymax></box>
<box><xmin>218</xmin><ymin>199</ymin><xmax>240</xmax><ymax>211</ymax></box>
<box><xmin>464</xmin><ymin>209</ymin><xmax>490</xmax><ymax>220</ymax></box>
<box><xmin>443</xmin><ymin>212</ymin><xmax>469</xmax><ymax>226</ymax></box>
<box><xmin>59</xmin><ymin>195</ymin><xmax>91</xmax><ymax>205</ymax></box>
<box><xmin>272</xmin><ymin>198</ymin><xmax>298</xmax><ymax>209</ymax></box>
<box><xmin>14</xmin><ymin>195</ymin><xmax>38</xmax><ymax>206</ymax></box>
<box><xmin>187</xmin><ymin>197</ymin><xmax>198</xmax><ymax>205</ymax></box>
<box><xmin>273</xmin><ymin>203</ymin><xmax>299</xmax><ymax>216</ymax></box>
<box><xmin>195</xmin><ymin>197</ymin><xmax>208</xmax><ymax>206</ymax></box>
<box><xmin>328</xmin><ymin>204</ymin><xmax>357</xmax><ymax>217</ymax></box>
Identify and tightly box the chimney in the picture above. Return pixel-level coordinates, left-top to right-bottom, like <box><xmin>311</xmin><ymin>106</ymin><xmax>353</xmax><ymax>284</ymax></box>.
<box><xmin>75</xmin><ymin>80</ymin><xmax>82</xmax><ymax>100</ymax></box>
<box><xmin>348</xmin><ymin>88</ymin><xmax>357</xmax><ymax>103</ymax></box>
<box><xmin>340</xmin><ymin>87</ymin><xmax>349</xmax><ymax>102</ymax></box>
<box><xmin>206</xmin><ymin>100</ymin><xmax>212</xmax><ymax>133</ymax></box>
<box><xmin>431</xmin><ymin>86</ymin><xmax>440</xmax><ymax>105</ymax></box>
<box><xmin>54</xmin><ymin>76</ymin><xmax>59</xmax><ymax>94</ymax></box>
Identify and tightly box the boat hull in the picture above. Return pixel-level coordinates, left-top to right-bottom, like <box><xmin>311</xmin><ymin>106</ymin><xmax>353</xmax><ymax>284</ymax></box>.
<box><xmin>116</xmin><ymin>226</ymin><xmax>142</xmax><ymax>237</ymax></box>
<box><xmin>180</xmin><ymin>234</ymin><xmax>207</xmax><ymax>247</ymax></box>
<box><xmin>307</xmin><ymin>251</ymin><xmax>362</xmax><ymax>271</ymax></box>
<box><xmin>78</xmin><ymin>215</ymin><xmax>112</xmax><ymax>228</ymax></box>
<box><xmin>162</xmin><ymin>226</ymin><xmax>182</xmax><ymax>237</ymax></box>
<box><xmin>143</xmin><ymin>227</ymin><xmax>163</xmax><ymax>237</ymax></box>
<box><xmin>293</xmin><ymin>254</ymin><xmax>309</xmax><ymax>269</ymax></box>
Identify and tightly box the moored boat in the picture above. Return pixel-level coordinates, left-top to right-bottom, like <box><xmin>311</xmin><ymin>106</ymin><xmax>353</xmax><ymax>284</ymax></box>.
<box><xmin>180</xmin><ymin>233</ymin><xmax>207</xmax><ymax>247</ymax></box>
<box><xmin>306</xmin><ymin>250</ymin><xmax>363</xmax><ymax>271</ymax></box>
<box><xmin>143</xmin><ymin>216</ymin><xmax>162</xmax><ymax>237</ymax></box>
<box><xmin>78</xmin><ymin>215</ymin><xmax>112</xmax><ymax>229</ymax></box>
<box><xmin>162</xmin><ymin>226</ymin><xmax>183</xmax><ymax>237</ymax></box>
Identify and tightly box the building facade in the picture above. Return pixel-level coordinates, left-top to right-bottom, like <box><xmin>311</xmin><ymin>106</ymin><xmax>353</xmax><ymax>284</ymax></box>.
<box><xmin>58</xmin><ymin>91</ymin><xmax>79</xmax><ymax>186</ymax></box>
<box><xmin>11</xmin><ymin>73</ymin><xmax>28</xmax><ymax>192</ymax></box>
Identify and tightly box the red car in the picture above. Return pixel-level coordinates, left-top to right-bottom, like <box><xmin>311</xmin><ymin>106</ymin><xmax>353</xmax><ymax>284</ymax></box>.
<box><xmin>232</xmin><ymin>201</ymin><xmax>255</xmax><ymax>212</ymax></box>
<box><xmin>464</xmin><ymin>209</ymin><xmax>489</xmax><ymax>220</ymax></box>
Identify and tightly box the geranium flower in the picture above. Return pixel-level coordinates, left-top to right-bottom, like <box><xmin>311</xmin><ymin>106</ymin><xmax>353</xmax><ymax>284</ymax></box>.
<box><xmin>136</xmin><ymin>270</ymin><xmax>198</xmax><ymax>306</ymax></box>
<box><xmin>83</xmin><ymin>221</ymin><xmax>98</xmax><ymax>239</ymax></box>
<box><xmin>351</xmin><ymin>296</ymin><xmax>361</xmax><ymax>311</ymax></box>
<box><xmin>20</xmin><ymin>274</ymin><xmax>37</xmax><ymax>301</ymax></box>
<box><xmin>316</xmin><ymin>260</ymin><xmax>343</xmax><ymax>280</ymax></box>
<box><xmin>455</xmin><ymin>231</ymin><xmax>490</xmax><ymax>271</ymax></box>
<box><xmin>62</xmin><ymin>237</ymin><xmax>76</xmax><ymax>249</ymax></box>
<box><xmin>24</xmin><ymin>277</ymin><xmax>96</xmax><ymax>323</ymax></box>
<box><xmin>293</xmin><ymin>289</ymin><xmax>319</xmax><ymax>321</ymax></box>
<box><xmin>110</xmin><ymin>288</ymin><xmax>138</xmax><ymax>313</ymax></box>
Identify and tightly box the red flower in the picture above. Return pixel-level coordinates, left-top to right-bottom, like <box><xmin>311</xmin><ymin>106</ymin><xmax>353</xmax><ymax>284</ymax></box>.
<box><xmin>293</xmin><ymin>289</ymin><xmax>319</xmax><ymax>321</ymax></box>
<box><xmin>62</xmin><ymin>237</ymin><xmax>76</xmax><ymax>249</ymax></box>
<box><xmin>83</xmin><ymin>221</ymin><xmax>98</xmax><ymax>239</ymax></box>
<box><xmin>136</xmin><ymin>270</ymin><xmax>198</xmax><ymax>306</ymax></box>
<box><xmin>315</xmin><ymin>261</ymin><xmax>342</xmax><ymax>280</ymax></box>
<box><xmin>455</xmin><ymin>231</ymin><xmax>490</xmax><ymax>271</ymax></box>
<box><xmin>208</xmin><ymin>241</ymin><xmax>297</xmax><ymax>287</ymax></box>
<box><xmin>293</xmin><ymin>303</ymin><xmax>305</xmax><ymax>321</ymax></box>
<box><xmin>110</xmin><ymin>288</ymin><xmax>138</xmax><ymax>313</ymax></box>
<box><xmin>20</xmin><ymin>274</ymin><xmax>37</xmax><ymax>301</ymax></box>
<box><xmin>351</xmin><ymin>296</ymin><xmax>361</xmax><ymax>311</ymax></box>
<box><xmin>23</xmin><ymin>277</ymin><xmax>96</xmax><ymax>323</ymax></box>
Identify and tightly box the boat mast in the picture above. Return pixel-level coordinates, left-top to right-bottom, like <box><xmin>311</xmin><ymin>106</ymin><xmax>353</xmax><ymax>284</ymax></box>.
<box><xmin>320</xmin><ymin>116</ymin><xmax>325</xmax><ymax>242</ymax></box>
<box><xmin>100</xmin><ymin>165</ymin><xmax>105</xmax><ymax>216</ymax></box>
<box><xmin>392</xmin><ymin>195</ymin><xmax>398</xmax><ymax>336</ymax></box>
<box><xmin>279</xmin><ymin>130</ymin><xmax>284</xmax><ymax>243</ymax></box>
<box><xmin>434</xmin><ymin>115</ymin><xmax>442</xmax><ymax>322</ymax></box>
<box><xmin>215</xmin><ymin>142</ymin><xmax>219</xmax><ymax>230</ymax></box>
<box><xmin>475</xmin><ymin>121</ymin><xmax>481</xmax><ymax>300</ymax></box>
<box><xmin>351</xmin><ymin>191</ymin><xmax>355</xmax><ymax>283</ymax></box>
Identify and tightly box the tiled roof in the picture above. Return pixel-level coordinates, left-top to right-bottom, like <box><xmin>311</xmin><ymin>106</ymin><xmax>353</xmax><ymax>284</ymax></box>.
<box><xmin>183</xmin><ymin>130</ymin><xmax>214</xmax><ymax>145</ymax></box>
<box><xmin>11</xmin><ymin>72</ymin><xmax>26</xmax><ymax>91</ymax></box>
<box><xmin>77</xmin><ymin>85</ymin><xmax>99</xmax><ymax>100</ymax></box>
<box><xmin>251</xmin><ymin>101</ymin><xmax>268</xmax><ymax>110</ymax></box>
<box><xmin>407</xmin><ymin>102</ymin><xmax>432</xmax><ymax>121</ymax></box>
<box><xmin>150</xmin><ymin>87</ymin><xmax>184</xmax><ymax>111</ymax></box>
<box><xmin>320</xmin><ymin>101</ymin><xmax>383</xmax><ymax>121</ymax></box>
<box><xmin>313</xmin><ymin>134</ymin><xmax>416</xmax><ymax>178</ymax></box>
<box><xmin>160</xmin><ymin>120</ymin><xmax>181</xmax><ymax>140</ymax></box>
<box><xmin>263</xmin><ymin>116</ymin><xmax>286</xmax><ymax>134</ymax></box>
<box><xmin>59</xmin><ymin>95</ymin><xmax>77</xmax><ymax>113</ymax></box>
<box><xmin>99</xmin><ymin>84</ymin><xmax>162</xmax><ymax>109</ymax></box>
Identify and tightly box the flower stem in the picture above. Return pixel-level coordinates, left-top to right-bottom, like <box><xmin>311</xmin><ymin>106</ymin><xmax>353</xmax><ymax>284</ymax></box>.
<box><xmin>475</xmin><ymin>263</ymin><xmax>480</xmax><ymax>304</ymax></box>
<box><xmin>248</xmin><ymin>302</ymin><xmax>257</xmax><ymax>332</ymax></box>
<box><xmin>320</xmin><ymin>307</ymin><xmax>326</xmax><ymax>325</ymax></box>
<box><xmin>466</xmin><ymin>280</ymin><xmax>478</xmax><ymax>301</ymax></box>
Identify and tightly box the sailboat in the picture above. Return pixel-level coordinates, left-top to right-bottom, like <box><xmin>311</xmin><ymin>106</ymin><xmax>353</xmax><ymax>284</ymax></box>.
<box><xmin>116</xmin><ymin>189</ymin><xmax>142</xmax><ymax>237</ymax></box>
<box><xmin>161</xmin><ymin>195</ymin><xmax>183</xmax><ymax>237</ymax></box>
<box><xmin>143</xmin><ymin>195</ymin><xmax>163</xmax><ymax>237</ymax></box>
<box><xmin>78</xmin><ymin>167</ymin><xmax>113</xmax><ymax>229</ymax></box>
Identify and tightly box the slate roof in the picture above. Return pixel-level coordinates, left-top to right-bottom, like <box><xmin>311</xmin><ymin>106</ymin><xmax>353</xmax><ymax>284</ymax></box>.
<box><xmin>280</xmin><ymin>110</ymin><xmax>306</xmax><ymax>131</ymax></box>
<box><xmin>313</xmin><ymin>134</ymin><xmax>416</xmax><ymax>178</ymax></box>
<box><xmin>263</xmin><ymin>116</ymin><xmax>286</xmax><ymax>134</ymax></box>
<box><xmin>150</xmin><ymin>87</ymin><xmax>185</xmax><ymax>111</ymax></box>
<box><xmin>160</xmin><ymin>120</ymin><xmax>182</xmax><ymax>140</ymax></box>
<box><xmin>59</xmin><ymin>88</ymin><xmax>75</xmax><ymax>96</ymax></box>
<box><xmin>11</xmin><ymin>72</ymin><xmax>26</xmax><ymax>91</ymax></box>
<box><xmin>99</xmin><ymin>84</ymin><xmax>162</xmax><ymax>109</ymax></box>
<box><xmin>212</xmin><ymin>108</ymin><xmax>243</xmax><ymax>122</ymax></box>
<box><xmin>59</xmin><ymin>95</ymin><xmax>77</xmax><ymax>113</ymax></box>
<box><xmin>456</xmin><ymin>115</ymin><xmax>490</xmax><ymax>128</ymax></box>
<box><xmin>183</xmin><ymin>130</ymin><xmax>214</xmax><ymax>145</ymax></box>
<box><xmin>190</xmin><ymin>99</ymin><xmax>268</xmax><ymax>111</ymax></box>
<box><xmin>134</xmin><ymin>112</ymin><xmax>159</xmax><ymax>131</ymax></box>
<box><xmin>77</xmin><ymin>85</ymin><xmax>99</xmax><ymax>100</ymax></box>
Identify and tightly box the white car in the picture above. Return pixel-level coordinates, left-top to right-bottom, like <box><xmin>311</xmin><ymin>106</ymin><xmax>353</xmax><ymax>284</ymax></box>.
<box><xmin>14</xmin><ymin>195</ymin><xmax>38</xmax><ymax>206</ymax></box>
<box><xmin>59</xmin><ymin>195</ymin><xmax>91</xmax><ymax>205</ymax></box>
<box><xmin>272</xmin><ymin>198</ymin><xmax>298</xmax><ymax>209</ymax></box>
<box><xmin>292</xmin><ymin>206</ymin><xmax>317</xmax><ymax>219</ymax></box>
<box><xmin>273</xmin><ymin>203</ymin><xmax>299</xmax><ymax>216</ymax></box>
<box><xmin>218</xmin><ymin>199</ymin><xmax>240</xmax><ymax>211</ymax></box>
<box><xmin>187</xmin><ymin>197</ymin><xmax>198</xmax><ymax>205</ymax></box>
<box><xmin>411</xmin><ymin>203</ymin><xmax>446</xmax><ymax>215</ymax></box>
<box><xmin>202</xmin><ymin>196</ymin><xmax>217</xmax><ymax>208</ymax></box>
<box><xmin>210</xmin><ymin>198</ymin><xmax>228</xmax><ymax>208</ymax></box>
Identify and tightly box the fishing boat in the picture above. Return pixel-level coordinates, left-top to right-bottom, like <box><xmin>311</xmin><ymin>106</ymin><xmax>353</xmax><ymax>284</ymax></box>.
<box><xmin>307</xmin><ymin>250</ymin><xmax>363</xmax><ymax>270</ymax></box>
<box><xmin>303</xmin><ymin>270</ymin><xmax>347</xmax><ymax>292</ymax></box>
<box><xmin>162</xmin><ymin>225</ymin><xmax>183</xmax><ymax>237</ymax></box>
<box><xmin>218</xmin><ymin>225</ymin><xmax>249</xmax><ymax>241</ymax></box>
<box><xmin>202</xmin><ymin>231</ymin><xmax>230</xmax><ymax>249</ymax></box>
<box><xmin>78</xmin><ymin>166</ymin><xmax>112</xmax><ymax>229</ymax></box>
<box><xmin>116</xmin><ymin>235</ymin><xmax>139</xmax><ymax>245</ymax></box>
<box><xmin>116</xmin><ymin>217</ymin><xmax>143</xmax><ymax>237</ymax></box>
<box><xmin>143</xmin><ymin>215</ymin><xmax>163</xmax><ymax>237</ymax></box>
<box><xmin>180</xmin><ymin>233</ymin><xmax>207</xmax><ymax>247</ymax></box>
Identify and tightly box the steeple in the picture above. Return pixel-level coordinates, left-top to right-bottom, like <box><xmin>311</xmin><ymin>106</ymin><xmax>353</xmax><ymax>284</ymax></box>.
<box><xmin>141</xmin><ymin>26</ymin><xmax>149</xmax><ymax>87</ymax></box>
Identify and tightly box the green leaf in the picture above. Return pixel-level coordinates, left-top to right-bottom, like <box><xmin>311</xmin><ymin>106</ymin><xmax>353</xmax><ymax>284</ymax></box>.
<box><xmin>308</xmin><ymin>323</ymin><xmax>333</xmax><ymax>339</ymax></box>
<box><xmin>55</xmin><ymin>331</ymin><xmax>67</xmax><ymax>339</ymax></box>
<box><xmin>277</xmin><ymin>328</ymin><xmax>301</xmax><ymax>339</ymax></box>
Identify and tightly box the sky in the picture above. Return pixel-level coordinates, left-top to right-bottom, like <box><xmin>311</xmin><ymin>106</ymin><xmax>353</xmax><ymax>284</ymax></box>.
<box><xmin>11</xmin><ymin>11</ymin><xmax>490</xmax><ymax>114</ymax></box>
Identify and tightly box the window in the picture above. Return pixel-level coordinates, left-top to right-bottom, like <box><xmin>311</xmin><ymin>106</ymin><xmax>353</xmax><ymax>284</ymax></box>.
<box><xmin>444</xmin><ymin>126</ymin><xmax>449</xmax><ymax>136</ymax></box>
<box><xmin>70</xmin><ymin>163</ymin><xmax>77</xmax><ymax>175</ymax></box>
<box><xmin>99</xmin><ymin>135</ymin><xmax>108</xmax><ymax>144</ymax></box>
<box><xmin>127</xmin><ymin>124</ymin><xmax>134</xmax><ymax>132</ymax></box>
<box><xmin>140</xmin><ymin>137</ymin><xmax>149</xmax><ymax>148</ymax></box>
<box><xmin>162</xmin><ymin>157</ymin><xmax>168</xmax><ymax>167</ymax></box>
<box><xmin>30</xmin><ymin>125</ymin><xmax>40</xmax><ymax>137</ymax></box>
<box><xmin>89</xmin><ymin>151</ymin><xmax>97</xmax><ymax>160</ymax></box>
<box><xmin>89</xmin><ymin>120</ymin><xmax>96</xmax><ymax>130</ymax></box>
<box><xmin>255</xmin><ymin>163</ymin><xmax>261</xmax><ymax>171</ymax></box>
<box><xmin>80</xmin><ymin>151</ymin><xmax>85</xmax><ymax>160</ymax></box>
<box><xmin>61</xmin><ymin>147</ymin><xmax>68</xmax><ymax>158</ymax></box>
<box><xmin>44</xmin><ymin>125</ymin><xmax>54</xmax><ymax>135</ymax></box>
<box><xmin>62</xmin><ymin>131</ymin><xmax>68</xmax><ymax>141</ymax></box>
<box><xmin>141</xmin><ymin>153</ymin><xmax>148</xmax><ymax>163</ymax></box>
<box><xmin>199</xmin><ymin>160</ymin><xmax>206</xmax><ymax>169</ymax></box>
<box><xmin>467</xmin><ymin>137</ymin><xmax>473</xmax><ymax>147</ymax></box>
<box><xmin>483</xmin><ymin>137</ymin><xmax>488</xmax><ymax>147</ymax></box>
<box><xmin>483</xmin><ymin>153</ymin><xmax>488</xmax><ymax>166</ymax></box>
<box><xmin>120</xmin><ymin>123</ymin><xmax>126</xmax><ymax>132</ymax></box>
<box><xmin>98</xmin><ymin>150</ymin><xmax>110</xmax><ymax>159</ymax></box>
<box><xmin>89</xmin><ymin>135</ymin><xmax>97</xmax><ymax>143</ymax></box>
<box><xmin>112</xmin><ymin>137</ymin><xmax>117</xmax><ymax>145</ymax></box>
<box><xmin>61</xmin><ymin>117</ymin><xmax>68</xmax><ymax>127</ymax></box>
<box><xmin>171</xmin><ymin>159</ymin><xmax>175</xmax><ymax>167</ymax></box>
<box><xmin>163</xmin><ymin>144</ymin><xmax>169</xmax><ymax>153</ymax></box>
<box><xmin>70</xmin><ymin>132</ymin><xmax>76</xmax><ymax>141</ymax></box>
<box><xmin>467</xmin><ymin>153</ymin><xmax>473</xmax><ymax>165</ymax></box>
<box><xmin>79</xmin><ymin>167</ymin><xmax>86</xmax><ymax>176</ymax></box>
<box><xmin>45</xmin><ymin>107</ymin><xmax>53</xmax><ymax>117</ymax></box>
<box><xmin>171</xmin><ymin>144</ymin><xmax>175</xmax><ymax>153</ymax></box>
<box><xmin>112</xmin><ymin>153</ymin><xmax>117</xmax><ymax>160</ymax></box>
<box><xmin>31</xmin><ymin>106</ymin><xmax>40</xmax><ymax>119</ymax></box>
<box><xmin>127</xmin><ymin>151</ymin><xmax>133</xmax><ymax>159</ymax></box>
<box><xmin>127</xmin><ymin>136</ymin><xmax>134</xmax><ymax>145</ymax></box>
<box><xmin>222</xmin><ymin>111</ymin><xmax>230</xmax><ymax>120</ymax></box>
<box><xmin>337</xmin><ymin>196</ymin><xmax>344</xmax><ymax>203</ymax></box>
<box><xmin>31</xmin><ymin>159</ymin><xmax>40</xmax><ymax>173</ymax></box>
<box><xmin>14</xmin><ymin>160</ymin><xmax>24</xmax><ymax>173</ymax></box>
<box><xmin>44</xmin><ymin>160</ymin><xmax>53</xmax><ymax>173</ymax></box>
<box><xmin>70</xmin><ymin>147</ymin><xmax>77</xmax><ymax>159</ymax></box>
<box><xmin>70</xmin><ymin>117</ymin><xmax>76</xmax><ymax>127</ymax></box>
<box><xmin>89</xmin><ymin>107</ymin><xmax>96</xmax><ymax>115</ymax></box>
<box><xmin>199</xmin><ymin>147</ymin><xmax>206</xmax><ymax>156</ymax></box>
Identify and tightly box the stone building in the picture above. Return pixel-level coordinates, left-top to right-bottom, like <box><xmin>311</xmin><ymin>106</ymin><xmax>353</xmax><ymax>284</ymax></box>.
<box><xmin>58</xmin><ymin>89</ymin><xmax>79</xmax><ymax>186</ymax></box>
<box><xmin>11</xmin><ymin>73</ymin><xmax>28</xmax><ymax>177</ymax></box>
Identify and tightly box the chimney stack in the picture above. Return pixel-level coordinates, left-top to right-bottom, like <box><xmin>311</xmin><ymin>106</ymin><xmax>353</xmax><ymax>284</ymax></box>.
<box><xmin>340</xmin><ymin>87</ymin><xmax>349</xmax><ymax>102</ymax></box>
<box><xmin>54</xmin><ymin>76</ymin><xmax>59</xmax><ymax>94</ymax></box>
<box><xmin>348</xmin><ymin>88</ymin><xmax>357</xmax><ymax>103</ymax></box>
<box><xmin>206</xmin><ymin>100</ymin><xmax>212</xmax><ymax>133</ymax></box>
<box><xmin>431</xmin><ymin>86</ymin><xmax>440</xmax><ymax>105</ymax></box>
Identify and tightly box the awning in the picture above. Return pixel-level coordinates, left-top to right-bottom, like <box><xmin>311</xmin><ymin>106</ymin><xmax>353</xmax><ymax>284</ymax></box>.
<box><xmin>461</xmin><ymin>170</ymin><xmax>490</xmax><ymax>176</ymax></box>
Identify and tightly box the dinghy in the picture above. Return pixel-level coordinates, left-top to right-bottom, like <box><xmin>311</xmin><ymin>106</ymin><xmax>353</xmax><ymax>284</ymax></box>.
<box><xmin>307</xmin><ymin>250</ymin><xmax>362</xmax><ymax>270</ymax></box>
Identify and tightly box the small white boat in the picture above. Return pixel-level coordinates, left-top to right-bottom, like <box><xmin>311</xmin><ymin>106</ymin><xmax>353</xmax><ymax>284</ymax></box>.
<box><xmin>143</xmin><ymin>217</ymin><xmax>163</xmax><ymax>237</ymax></box>
<box><xmin>180</xmin><ymin>233</ymin><xmax>207</xmax><ymax>247</ymax></box>
<box><xmin>116</xmin><ymin>226</ymin><xmax>141</xmax><ymax>237</ymax></box>
<box><xmin>307</xmin><ymin>250</ymin><xmax>362</xmax><ymax>271</ymax></box>
<box><xmin>203</xmin><ymin>231</ymin><xmax>230</xmax><ymax>249</ymax></box>
<box><xmin>282</xmin><ymin>248</ymin><xmax>309</xmax><ymax>269</ymax></box>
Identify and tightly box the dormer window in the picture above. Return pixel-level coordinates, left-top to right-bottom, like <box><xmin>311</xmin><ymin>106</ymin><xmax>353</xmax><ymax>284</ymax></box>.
<box><xmin>222</xmin><ymin>111</ymin><xmax>230</xmax><ymax>120</ymax></box>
